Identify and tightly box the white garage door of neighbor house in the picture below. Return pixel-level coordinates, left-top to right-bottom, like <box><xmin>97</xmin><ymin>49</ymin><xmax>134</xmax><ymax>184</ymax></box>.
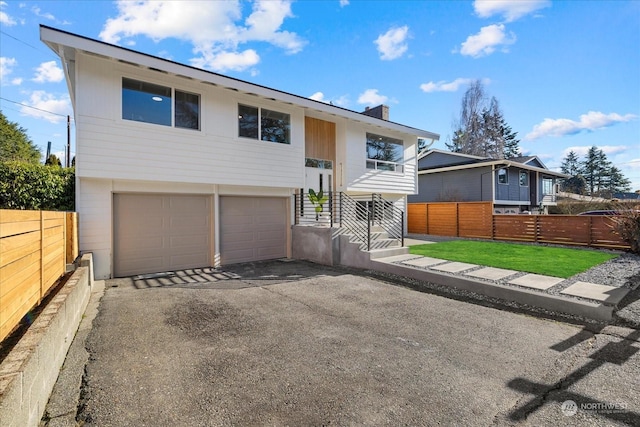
<box><xmin>220</xmin><ymin>196</ymin><xmax>287</xmax><ymax>264</ymax></box>
<box><xmin>113</xmin><ymin>194</ymin><xmax>212</xmax><ymax>277</ymax></box>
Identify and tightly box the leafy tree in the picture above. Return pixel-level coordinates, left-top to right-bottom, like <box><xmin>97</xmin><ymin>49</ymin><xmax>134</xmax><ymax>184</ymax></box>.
<box><xmin>0</xmin><ymin>110</ymin><xmax>41</xmax><ymax>163</ymax></box>
<box><xmin>562</xmin><ymin>175</ymin><xmax>587</xmax><ymax>194</ymax></box>
<box><xmin>0</xmin><ymin>161</ymin><xmax>74</xmax><ymax>210</ymax></box>
<box><xmin>446</xmin><ymin>81</ymin><xmax>521</xmax><ymax>159</ymax></box>
<box><xmin>45</xmin><ymin>154</ymin><xmax>62</xmax><ymax>166</ymax></box>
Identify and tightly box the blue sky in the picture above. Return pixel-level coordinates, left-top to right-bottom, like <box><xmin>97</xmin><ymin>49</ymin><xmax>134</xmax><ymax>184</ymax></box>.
<box><xmin>1</xmin><ymin>0</ymin><xmax>639</xmax><ymax>190</ymax></box>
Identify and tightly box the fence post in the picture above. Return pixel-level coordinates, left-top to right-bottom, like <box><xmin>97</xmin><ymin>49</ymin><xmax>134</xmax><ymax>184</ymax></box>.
<box><xmin>339</xmin><ymin>192</ymin><xmax>343</xmax><ymax>226</ymax></box>
<box><xmin>367</xmin><ymin>209</ymin><xmax>371</xmax><ymax>251</ymax></box>
<box><xmin>329</xmin><ymin>190</ymin><xmax>333</xmax><ymax>228</ymax></box>
<box><xmin>39</xmin><ymin>211</ymin><xmax>44</xmax><ymax>304</ymax></box>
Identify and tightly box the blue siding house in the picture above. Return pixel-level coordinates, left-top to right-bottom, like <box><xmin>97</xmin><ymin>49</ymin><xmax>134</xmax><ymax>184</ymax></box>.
<box><xmin>408</xmin><ymin>150</ymin><xmax>570</xmax><ymax>214</ymax></box>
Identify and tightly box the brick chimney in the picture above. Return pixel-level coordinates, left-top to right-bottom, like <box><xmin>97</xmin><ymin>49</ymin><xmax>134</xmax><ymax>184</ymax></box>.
<box><xmin>361</xmin><ymin>104</ymin><xmax>389</xmax><ymax>121</ymax></box>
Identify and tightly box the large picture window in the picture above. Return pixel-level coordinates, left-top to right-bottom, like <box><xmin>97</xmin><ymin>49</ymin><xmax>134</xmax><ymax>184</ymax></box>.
<box><xmin>498</xmin><ymin>168</ymin><xmax>508</xmax><ymax>184</ymax></box>
<box><xmin>122</xmin><ymin>78</ymin><xmax>200</xmax><ymax>130</ymax></box>
<box><xmin>122</xmin><ymin>78</ymin><xmax>171</xmax><ymax>126</ymax></box>
<box><xmin>366</xmin><ymin>133</ymin><xmax>404</xmax><ymax>172</ymax></box>
<box><xmin>238</xmin><ymin>104</ymin><xmax>290</xmax><ymax>144</ymax></box>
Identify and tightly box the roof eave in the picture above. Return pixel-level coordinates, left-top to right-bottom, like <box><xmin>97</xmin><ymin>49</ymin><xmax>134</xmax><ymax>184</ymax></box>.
<box><xmin>40</xmin><ymin>25</ymin><xmax>440</xmax><ymax>140</ymax></box>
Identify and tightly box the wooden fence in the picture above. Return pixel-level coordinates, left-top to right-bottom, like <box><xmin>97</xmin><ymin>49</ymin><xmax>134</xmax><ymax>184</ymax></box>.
<box><xmin>408</xmin><ymin>202</ymin><xmax>629</xmax><ymax>250</ymax></box>
<box><xmin>0</xmin><ymin>210</ymin><xmax>79</xmax><ymax>342</ymax></box>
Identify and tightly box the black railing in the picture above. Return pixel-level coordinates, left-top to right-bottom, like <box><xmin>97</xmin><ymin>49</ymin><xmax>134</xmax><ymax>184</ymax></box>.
<box><xmin>293</xmin><ymin>191</ymin><xmax>404</xmax><ymax>250</ymax></box>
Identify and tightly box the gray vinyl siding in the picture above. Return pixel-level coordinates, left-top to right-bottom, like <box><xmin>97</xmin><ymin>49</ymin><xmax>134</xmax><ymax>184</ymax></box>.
<box><xmin>417</xmin><ymin>152</ymin><xmax>479</xmax><ymax>170</ymax></box>
<box><xmin>495</xmin><ymin>168</ymin><xmax>531</xmax><ymax>203</ymax></box>
<box><xmin>409</xmin><ymin>166</ymin><xmax>493</xmax><ymax>203</ymax></box>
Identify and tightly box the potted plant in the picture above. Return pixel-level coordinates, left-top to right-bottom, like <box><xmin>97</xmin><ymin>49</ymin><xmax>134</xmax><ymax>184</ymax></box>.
<box><xmin>307</xmin><ymin>188</ymin><xmax>329</xmax><ymax>221</ymax></box>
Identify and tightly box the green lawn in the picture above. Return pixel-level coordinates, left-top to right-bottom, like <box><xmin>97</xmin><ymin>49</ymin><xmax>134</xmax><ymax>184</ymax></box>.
<box><xmin>408</xmin><ymin>240</ymin><xmax>618</xmax><ymax>278</ymax></box>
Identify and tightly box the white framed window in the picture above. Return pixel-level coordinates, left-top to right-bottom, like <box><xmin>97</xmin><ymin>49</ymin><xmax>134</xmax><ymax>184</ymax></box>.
<box><xmin>366</xmin><ymin>133</ymin><xmax>404</xmax><ymax>172</ymax></box>
<box><xmin>122</xmin><ymin>78</ymin><xmax>200</xmax><ymax>130</ymax></box>
<box><xmin>238</xmin><ymin>104</ymin><xmax>290</xmax><ymax>144</ymax></box>
<box><xmin>498</xmin><ymin>168</ymin><xmax>508</xmax><ymax>184</ymax></box>
<box><xmin>519</xmin><ymin>170</ymin><xmax>529</xmax><ymax>187</ymax></box>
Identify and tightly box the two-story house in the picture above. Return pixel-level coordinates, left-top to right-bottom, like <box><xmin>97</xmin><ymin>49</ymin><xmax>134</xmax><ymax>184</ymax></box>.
<box><xmin>41</xmin><ymin>26</ymin><xmax>439</xmax><ymax>279</ymax></box>
<box><xmin>408</xmin><ymin>149</ymin><xmax>569</xmax><ymax>214</ymax></box>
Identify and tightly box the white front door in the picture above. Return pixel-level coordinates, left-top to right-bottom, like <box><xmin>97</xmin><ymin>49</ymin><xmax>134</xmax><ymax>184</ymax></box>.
<box><xmin>304</xmin><ymin>167</ymin><xmax>333</xmax><ymax>194</ymax></box>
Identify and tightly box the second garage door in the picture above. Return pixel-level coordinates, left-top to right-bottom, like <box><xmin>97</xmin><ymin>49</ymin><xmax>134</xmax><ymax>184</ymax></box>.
<box><xmin>113</xmin><ymin>194</ymin><xmax>212</xmax><ymax>277</ymax></box>
<box><xmin>220</xmin><ymin>196</ymin><xmax>288</xmax><ymax>264</ymax></box>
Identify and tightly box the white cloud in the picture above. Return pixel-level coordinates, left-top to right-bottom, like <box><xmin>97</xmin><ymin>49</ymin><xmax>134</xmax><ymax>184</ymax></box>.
<box><xmin>20</xmin><ymin>91</ymin><xmax>71</xmax><ymax>124</ymax></box>
<box><xmin>526</xmin><ymin>111</ymin><xmax>637</xmax><ymax>140</ymax></box>
<box><xmin>474</xmin><ymin>0</ymin><xmax>551</xmax><ymax>22</ymax></box>
<box><xmin>357</xmin><ymin>89</ymin><xmax>388</xmax><ymax>106</ymax></box>
<box><xmin>0</xmin><ymin>1</ymin><xmax>16</xmax><ymax>26</ymax></box>
<box><xmin>459</xmin><ymin>24</ymin><xmax>516</xmax><ymax>58</ymax></box>
<box><xmin>191</xmin><ymin>49</ymin><xmax>259</xmax><ymax>73</ymax></box>
<box><xmin>374</xmin><ymin>26</ymin><xmax>409</xmax><ymax>60</ymax></box>
<box><xmin>0</xmin><ymin>56</ymin><xmax>17</xmax><ymax>81</ymax></box>
<box><xmin>309</xmin><ymin>92</ymin><xmax>348</xmax><ymax>106</ymax></box>
<box><xmin>339</xmin><ymin>0</ymin><xmax>350</xmax><ymax>7</ymax></box>
<box><xmin>420</xmin><ymin>78</ymin><xmax>475</xmax><ymax>93</ymax></box>
<box><xmin>31</xmin><ymin>5</ymin><xmax>55</xmax><ymax>21</ymax></box>
<box><xmin>32</xmin><ymin>61</ymin><xmax>64</xmax><ymax>83</ymax></box>
<box><xmin>562</xmin><ymin>145</ymin><xmax>630</xmax><ymax>158</ymax></box>
<box><xmin>99</xmin><ymin>0</ymin><xmax>305</xmax><ymax>73</ymax></box>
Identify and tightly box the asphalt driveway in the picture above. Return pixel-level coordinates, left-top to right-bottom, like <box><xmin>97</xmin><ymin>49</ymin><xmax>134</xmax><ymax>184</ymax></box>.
<box><xmin>75</xmin><ymin>260</ymin><xmax>639</xmax><ymax>426</ymax></box>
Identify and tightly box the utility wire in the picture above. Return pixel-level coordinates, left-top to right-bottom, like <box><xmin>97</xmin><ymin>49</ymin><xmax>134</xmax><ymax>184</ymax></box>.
<box><xmin>0</xmin><ymin>29</ymin><xmax>57</xmax><ymax>58</ymax></box>
<box><xmin>0</xmin><ymin>96</ymin><xmax>72</xmax><ymax>119</ymax></box>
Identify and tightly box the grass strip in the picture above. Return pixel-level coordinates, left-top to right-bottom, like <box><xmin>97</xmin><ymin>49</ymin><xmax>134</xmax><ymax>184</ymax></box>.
<box><xmin>408</xmin><ymin>240</ymin><xmax>618</xmax><ymax>278</ymax></box>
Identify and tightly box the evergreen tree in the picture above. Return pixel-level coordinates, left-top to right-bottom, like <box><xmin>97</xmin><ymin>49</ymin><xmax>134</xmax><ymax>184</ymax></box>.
<box><xmin>0</xmin><ymin>111</ymin><xmax>41</xmax><ymax>163</ymax></box>
<box><xmin>45</xmin><ymin>154</ymin><xmax>62</xmax><ymax>167</ymax></box>
<box><xmin>560</xmin><ymin>151</ymin><xmax>581</xmax><ymax>175</ymax></box>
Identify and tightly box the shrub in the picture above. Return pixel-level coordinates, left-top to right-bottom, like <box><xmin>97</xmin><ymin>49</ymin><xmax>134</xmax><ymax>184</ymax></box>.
<box><xmin>0</xmin><ymin>161</ymin><xmax>75</xmax><ymax>211</ymax></box>
<box><xmin>611</xmin><ymin>209</ymin><xmax>640</xmax><ymax>254</ymax></box>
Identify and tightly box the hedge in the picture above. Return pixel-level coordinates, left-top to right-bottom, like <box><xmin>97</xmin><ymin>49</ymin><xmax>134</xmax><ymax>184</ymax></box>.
<box><xmin>0</xmin><ymin>161</ymin><xmax>75</xmax><ymax>211</ymax></box>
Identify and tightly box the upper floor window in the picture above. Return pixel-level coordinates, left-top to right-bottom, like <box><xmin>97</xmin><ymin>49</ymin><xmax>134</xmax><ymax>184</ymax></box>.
<box><xmin>366</xmin><ymin>133</ymin><xmax>404</xmax><ymax>172</ymax></box>
<box><xmin>122</xmin><ymin>78</ymin><xmax>200</xmax><ymax>130</ymax></box>
<box><xmin>498</xmin><ymin>168</ymin><xmax>508</xmax><ymax>184</ymax></box>
<box><xmin>519</xmin><ymin>170</ymin><xmax>529</xmax><ymax>186</ymax></box>
<box><xmin>238</xmin><ymin>104</ymin><xmax>290</xmax><ymax>144</ymax></box>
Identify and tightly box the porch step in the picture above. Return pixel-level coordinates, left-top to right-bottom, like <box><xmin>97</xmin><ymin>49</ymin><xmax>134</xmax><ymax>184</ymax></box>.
<box><xmin>368</xmin><ymin>247</ymin><xmax>411</xmax><ymax>260</ymax></box>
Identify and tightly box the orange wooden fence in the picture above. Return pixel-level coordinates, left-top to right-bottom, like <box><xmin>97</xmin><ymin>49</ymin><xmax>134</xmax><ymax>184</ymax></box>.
<box><xmin>0</xmin><ymin>210</ymin><xmax>79</xmax><ymax>342</ymax></box>
<box><xmin>408</xmin><ymin>202</ymin><xmax>628</xmax><ymax>250</ymax></box>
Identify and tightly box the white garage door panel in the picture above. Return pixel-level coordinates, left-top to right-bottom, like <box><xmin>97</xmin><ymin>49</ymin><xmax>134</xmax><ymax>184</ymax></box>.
<box><xmin>114</xmin><ymin>194</ymin><xmax>212</xmax><ymax>277</ymax></box>
<box><xmin>220</xmin><ymin>196</ymin><xmax>287</xmax><ymax>264</ymax></box>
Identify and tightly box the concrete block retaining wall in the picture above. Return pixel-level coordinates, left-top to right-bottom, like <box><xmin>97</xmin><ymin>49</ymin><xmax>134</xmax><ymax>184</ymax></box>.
<box><xmin>0</xmin><ymin>253</ymin><xmax>93</xmax><ymax>427</ymax></box>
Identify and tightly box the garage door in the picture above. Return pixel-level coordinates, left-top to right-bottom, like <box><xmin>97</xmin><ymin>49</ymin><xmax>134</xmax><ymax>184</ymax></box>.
<box><xmin>220</xmin><ymin>196</ymin><xmax>287</xmax><ymax>264</ymax></box>
<box><xmin>113</xmin><ymin>194</ymin><xmax>212</xmax><ymax>277</ymax></box>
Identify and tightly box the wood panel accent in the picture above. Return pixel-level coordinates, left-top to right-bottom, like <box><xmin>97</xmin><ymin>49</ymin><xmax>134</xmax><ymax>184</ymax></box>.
<box><xmin>305</xmin><ymin>117</ymin><xmax>336</xmax><ymax>162</ymax></box>
<box><xmin>407</xmin><ymin>202</ymin><xmax>629</xmax><ymax>250</ymax></box>
<box><xmin>0</xmin><ymin>210</ymin><xmax>78</xmax><ymax>342</ymax></box>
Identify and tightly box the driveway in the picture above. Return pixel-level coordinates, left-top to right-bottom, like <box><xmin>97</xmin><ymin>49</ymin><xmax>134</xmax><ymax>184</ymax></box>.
<box><xmin>77</xmin><ymin>260</ymin><xmax>639</xmax><ymax>426</ymax></box>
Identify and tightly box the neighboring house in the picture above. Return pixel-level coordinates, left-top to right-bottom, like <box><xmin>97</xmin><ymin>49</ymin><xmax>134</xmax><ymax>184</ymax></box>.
<box><xmin>408</xmin><ymin>149</ymin><xmax>569</xmax><ymax>214</ymax></box>
<box><xmin>41</xmin><ymin>26</ymin><xmax>439</xmax><ymax>279</ymax></box>
<box><xmin>614</xmin><ymin>192</ymin><xmax>640</xmax><ymax>201</ymax></box>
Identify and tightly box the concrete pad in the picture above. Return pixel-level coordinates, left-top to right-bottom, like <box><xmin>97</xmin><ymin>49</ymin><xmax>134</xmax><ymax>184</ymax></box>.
<box><xmin>404</xmin><ymin>238</ymin><xmax>436</xmax><ymax>247</ymax></box>
<box><xmin>402</xmin><ymin>257</ymin><xmax>447</xmax><ymax>267</ymax></box>
<box><xmin>375</xmin><ymin>254</ymin><xmax>422</xmax><ymax>264</ymax></box>
<box><xmin>431</xmin><ymin>262</ymin><xmax>477</xmax><ymax>273</ymax></box>
<box><xmin>561</xmin><ymin>281</ymin><xmax>630</xmax><ymax>305</ymax></box>
<box><xmin>509</xmin><ymin>274</ymin><xmax>563</xmax><ymax>290</ymax></box>
<box><xmin>466</xmin><ymin>267</ymin><xmax>519</xmax><ymax>281</ymax></box>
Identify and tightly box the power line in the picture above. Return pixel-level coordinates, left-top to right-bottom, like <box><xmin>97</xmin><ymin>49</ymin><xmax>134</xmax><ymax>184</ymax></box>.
<box><xmin>0</xmin><ymin>96</ymin><xmax>72</xmax><ymax>119</ymax></box>
<box><xmin>0</xmin><ymin>29</ymin><xmax>57</xmax><ymax>58</ymax></box>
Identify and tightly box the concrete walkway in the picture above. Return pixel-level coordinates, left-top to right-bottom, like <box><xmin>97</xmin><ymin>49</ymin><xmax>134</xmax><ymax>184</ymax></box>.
<box><xmin>374</xmin><ymin>236</ymin><xmax>631</xmax><ymax>322</ymax></box>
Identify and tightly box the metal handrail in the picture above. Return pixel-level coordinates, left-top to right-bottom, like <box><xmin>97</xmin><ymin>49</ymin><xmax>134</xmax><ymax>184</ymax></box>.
<box><xmin>294</xmin><ymin>191</ymin><xmax>404</xmax><ymax>251</ymax></box>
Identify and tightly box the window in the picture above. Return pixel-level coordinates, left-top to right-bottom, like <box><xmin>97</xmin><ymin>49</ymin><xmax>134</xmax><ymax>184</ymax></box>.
<box><xmin>238</xmin><ymin>104</ymin><xmax>290</xmax><ymax>144</ymax></box>
<box><xmin>498</xmin><ymin>168</ymin><xmax>508</xmax><ymax>184</ymax></box>
<box><xmin>305</xmin><ymin>158</ymin><xmax>333</xmax><ymax>169</ymax></box>
<box><xmin>122</xmin><ymin>78</ymin><xmax>200</xmax><ymax>130</ymax></box>
<box><xmin>122</xmin><ymin>78</ymin><xmax>171</xmax><ymax>126</ymax></box>
<box><xmin>175</xmin><ymin>90</ymin><xmax>200</xmax><ymax>130</ymax></box>
<box><xmin>366</xmin><ymin>133</ymin><xmax>404</xmax><ymax>172</ymax></box>
<box><xmin>519</xmin><ymin>170</ymin><xmax>529</xmax><ymax>186</ymax></box>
